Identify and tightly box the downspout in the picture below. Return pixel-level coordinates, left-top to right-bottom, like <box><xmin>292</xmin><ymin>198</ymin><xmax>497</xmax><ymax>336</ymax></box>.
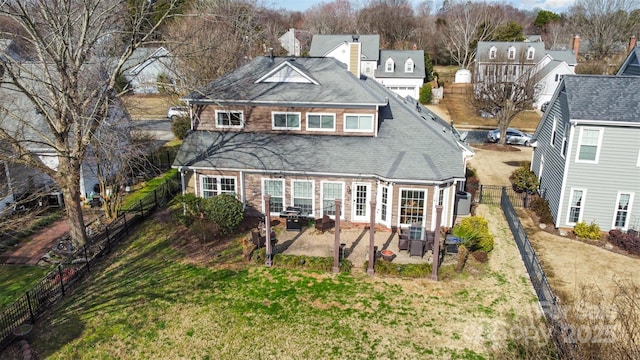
<box><xmin>240</xmin><ymin>170</ymin><xmax>246</xmax><ymax>210</ymax></box>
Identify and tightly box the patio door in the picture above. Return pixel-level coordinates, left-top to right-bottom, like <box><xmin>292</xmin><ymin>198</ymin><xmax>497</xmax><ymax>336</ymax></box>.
<box><xmin>351</xmin><ymin>182</ymin><xmax>370</xmax><ymax>222</ymax></box>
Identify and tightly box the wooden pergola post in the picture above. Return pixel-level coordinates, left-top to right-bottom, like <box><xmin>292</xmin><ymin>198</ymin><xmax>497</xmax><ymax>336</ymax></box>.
<box><xmin>264</xmin><ymin>195</ymin><xmax>272</xmax><ymax>267</ymax></box>
<box><xmin>367</xmin><ymin>200</ymin><xmax>376</xmax><ymax>276</ymax></box>
<box><xmin>332</xmin><ymin>199</ymin><xmax>342</xmax><ymax>274</ymax></box>
<box><xmin>431</xmin><ymin>205</ymin><xmax>443</xmax><ymax>281</ymax></box>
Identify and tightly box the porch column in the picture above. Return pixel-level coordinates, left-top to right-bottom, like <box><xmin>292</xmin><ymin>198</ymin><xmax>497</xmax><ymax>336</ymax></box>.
<box><xmin>367</xmin><ymin>200</ymin><xmax>376</xmax><ymax>276</ymax></box>
<box><xmin>332</xmin><ymin>199</ymin><xmax>341</xmax><ymax>274</ymax></box>
<box><xmin>431</xmin><ymin>205</ymin><xmax>443</xmax><ymax>281</ymax></box>
<box><xmin>264</xmin><ymin>195</ymin><xmax>272</xmax><ymax>267</ymax></box>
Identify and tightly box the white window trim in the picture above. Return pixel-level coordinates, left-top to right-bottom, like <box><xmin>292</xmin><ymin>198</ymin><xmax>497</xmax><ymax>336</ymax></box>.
<box><xmin>405</xmin><ymin>59</ymin><xmax>414</xmax><ymax>73</ymax></box>
<box><xmin>290</xmin><ymin>179</ymin><xmax>315</xmax><ymax>216</ymax></box>
<box><xmin>385</xmin><ymin>58</ymin><xmax>394</xmax><ymax>72</ymax></box>
<box><xmin>489</xmin><ymin>46</ymin><xmax>497</xmax><ymax>60</ymax></box>
<box><xmin>611</xmin><ymin>192</ymin><xmax>634</xmax><ymax>230</ymax></box>
<box><xmin>343</xmin><ymin>114</ymin><xmax>374</xmax><ymax>133</ymax></box>
<box><xmin>320</xmin><ymin>180</ymin><xmax>345</xmax><ymax>219</ymax></box>
<box><xmin>566</xmin><ymin>188</ymin><xmax>587</xmax><ymax>225</ymax></box>
<box><xmin>377</xmin><ymin>183</ymin><xmax>393</xmax><ymax>227</ymax></box>
<box><xmin>306</xmin><ymin>112</ymin><xmax>336</xmax><ymax>132</ymax></box>
<box><xmin>527</xmin><ymin>47</ymin><xmax>535</xmax><ymax>60</ymax></box>
<box><xmin>397</xmin><ymin>187</ymin><xmax>427</xmax><ymax>228</ymax></box>
<box><xmin>262</xmin><ymin>178</ymin><xmax>285</xmax><ymax>215</ymax></box>
<box><xmin>199</xmin><ymin>175</ymin><xmax>238</xmax><ymax>198</ymax></box>
<box><xmin>561</xmin><ymin>124</ymin><xmax>570</xmax><ymax>159</ymax></box>
<box><xmin>575</xmin><ymin>127</ymin><xmax>604</xmax><ymax>164</ymax></box>
<box><xmin>215</xmin><ymin>110</ymin><xmax>244</xmax><ymax>129</ymax></box>
<box><xmin>508</xmin><ymin>47</ymin><xmax>516</xmax><ymax>60</ymax></box>
<box><xmin>271</xmin><ymin>111</ymin><xmax>302</xmax><ymax>130</ymax></box>
<box><xmin>550</xmin><ymin>116</ymin><xmax>557</xmax><ymax>147</ymax></box>
<box><xmin>637</xmin><ymin>148</ymin><xmax>640</xmax><ymax>167</ymax></box>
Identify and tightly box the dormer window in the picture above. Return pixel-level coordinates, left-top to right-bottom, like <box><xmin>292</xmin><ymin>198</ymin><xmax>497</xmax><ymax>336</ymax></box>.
<box><xmin>508</xmin><ymin>46</ymin><xmax>516</xmax><ymax>60</ymax></box>
<box><xmin>385</xmin><ymin>58</ymin><xmax>394</xmax><ymax>72</ymax></box>
<box><xmin>489</xmin><ymin>46</ymin><xmax>497</xmax><ymax>59</ymax></box>
<box><xmin>404</xmin><ymin>58</ymin><xmax>414</xmax><ymax>73</ymax></box>
<box><xmin>527</xmin><ymin>46</ymin><xmax>535</xmax><ymax>60</ymax></box>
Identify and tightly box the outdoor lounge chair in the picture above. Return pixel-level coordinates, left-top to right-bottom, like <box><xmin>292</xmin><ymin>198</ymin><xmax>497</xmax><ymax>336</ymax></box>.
<box><xmin>410</xmin><ymin>239</ymin><xmax>426</xmax><ymax>257</ymax></box>
<box><xmin>315</xmin><ymin>214</ymin><xmax>335</xmax><ymax>233</ymax></box>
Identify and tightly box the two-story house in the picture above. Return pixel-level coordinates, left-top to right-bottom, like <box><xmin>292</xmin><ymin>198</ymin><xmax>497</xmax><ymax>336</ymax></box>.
<box><xmin>309</xmin><ymin>35</ymin><xmax>425</xmax><ymax>99</ymax></box>
<box><xmin>530</xmin><ymin>74</ymin><xmax>640</xmax><ymax>232</ymax></box>
<box><xmin>173</xmin><ymin>56</ymin><xmax>472</xmax><ymax>231</ymax></box>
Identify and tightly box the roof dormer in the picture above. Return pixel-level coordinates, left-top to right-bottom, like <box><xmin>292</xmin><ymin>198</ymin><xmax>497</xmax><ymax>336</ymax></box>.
<box><xmin>385</xmin><ymin>58</ymin><xmax>394</xmax><ymax>72</ymax></box>
<box><xmin>489</xmin><ymin>46</ymin><xmax>497</xmax><ymax>59</ymax></box>
<box><xmin>527</xmin><ymin>46</ymin><xmax>535</xmax><ymax>60</ymax></box>
<box><xmin>508</xmin><ymin>46</ymin><xmax>516</xmax><ymax>60</ymax></box>
<box><xmin>404</xmin><ymin>58</ymin><xmax>414</xmax><ymax>73</ymax></box>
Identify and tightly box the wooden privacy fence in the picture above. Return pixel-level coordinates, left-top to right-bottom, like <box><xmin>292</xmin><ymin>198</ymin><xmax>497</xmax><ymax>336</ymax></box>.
<box><xmin>0</xmin><ymin>174</ymin><xmax>181</xmax><ymax>352</ymax></box>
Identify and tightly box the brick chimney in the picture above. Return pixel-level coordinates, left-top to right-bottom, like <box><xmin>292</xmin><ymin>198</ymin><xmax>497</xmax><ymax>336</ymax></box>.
<box><xmin>629</xmin><ymin>35</ymin><xmax>637</xmax><ymax>53</ymax></box>
<box><xmin>412</xmin><ymin>43</ymin><xmax>417</xmax><ymax>50</ymax></box>
<box><xmin>572</xmin><ymin>35</ymin><xmax>580</xmax><ymax>59</ymax></box>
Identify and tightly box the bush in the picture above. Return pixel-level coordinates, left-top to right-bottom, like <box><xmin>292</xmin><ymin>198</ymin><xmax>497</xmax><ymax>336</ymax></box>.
<box><xmin>608</xmin><ymin>229</ymin><xmax>640</xmax><ymax>255</ymax></box>
<box><xmin>172</xmin><ymin>116</ymin><xmax>191</xmax><ymax>139</ymax></box>
<box><xmin>452</xmin><ymin>216</ymin><xmax>494</xmax><ymax>252</ymax></box>
<box><xmin>203</xmin><ymin>194</ymin><xmax>244</xmax><ymax>235</ymax></box>
<box><xmin>419</xmin><ymin>83</ymin><xmax>432</xmax><ymax>104</ymax></box>
<box><xmin>510</xmin><ymin>165</ymin><xmax>539</xmax><ymax>194</ymax></box>
<box><xmin>573</xmin><ymin>221</ymin><xmax>602</xmax><ymax>240</ymax></box>
<box><xmin>530</xmin><ymin>196</ymin><xmax>554</xmax><ymax>224</ymax></box>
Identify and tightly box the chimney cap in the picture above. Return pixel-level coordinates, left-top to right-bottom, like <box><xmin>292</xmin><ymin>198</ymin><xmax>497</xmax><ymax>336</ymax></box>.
<box><xmin>352</xmin><ymin>35</ymin><xmax>359</xmax><ymax>42</ymax></box>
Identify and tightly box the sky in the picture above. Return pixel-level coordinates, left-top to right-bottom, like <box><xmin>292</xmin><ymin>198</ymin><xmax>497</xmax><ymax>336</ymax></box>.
<box><xmin>271</xmin><ymin>0</ymin><xmax>575</xmax><ymax>14</ymax></box>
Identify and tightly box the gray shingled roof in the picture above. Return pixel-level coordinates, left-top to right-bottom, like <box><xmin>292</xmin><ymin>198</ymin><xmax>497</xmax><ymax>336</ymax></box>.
<box><xmin>476</xmin><ymin>41</ymin><xmax>546</xmax><ymax>63</ymax></box>
<box><xmin>175</xmin><ymin>78</ymin><xmax>466</xmax><ymax>182</ymax></box>
<box><xmin>184</xmin><ymin>57</ymin><xmax>386</xmax><ymax>106</ymax></box>
<box><xmin>545</xmin><ymin>50</ymin><xmax>577</xmax><ymax>65</ymax></box>
<box><xmin>616</xmin><ymin>46</ymin><xmax>640</xmax><ymax>76</ymax></box>
<box><xmin>535</xmin><ymin>60</ymin><xmax>565</xmax><ymax>80</ymax></box>
<box><xmin>374</xmin><ymin>50</ymin><xmax>426</xmax><ymax>79</ymax></box>
<box><xmin>309</xmin><ymin>35</ymin><xmax>380</xmax><ymax>61</ymax></box>
<box><xmin>563</xmin><ymin>75</ymin><xmax>640</xmax><ymax>123</ymax></box>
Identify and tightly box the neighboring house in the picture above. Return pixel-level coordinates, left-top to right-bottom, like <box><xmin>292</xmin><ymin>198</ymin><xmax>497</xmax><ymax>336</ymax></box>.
<box><xmin>310</xmin><ymin>35</ymin><xmax>426</xmax><ymax>99</ymax></box>
<box><xmin>173</xmin><ymin>56</ymin><xmax>473</xmax><ymax>231</ymax></box>
<box><xmin>474</xmin><ymin>41</ymin><xmax>576</xmax><ymax>109</ymax></box>
<box><xmin>616</xmin><ymin>45</ymin><xmax>640</xmax><ymax>76</ymax></box>
<box><xmin>374</xmin><ymin>49</ymin><xmax>426</xmax><ymax>99</ymax></box>
<box><xmin>278</xmin><ymin>28</ymin><xmax>311</xmax><ymax>56</ymax></box>
<box><xmin>122</xmin><ymin>47</ymin><xmax>182</xmax><ymax>94</ymax></box>
<box><xmin>530</xmin><ymin>74</ymin><xmax>640</xmax><ymax>233</ymax></box>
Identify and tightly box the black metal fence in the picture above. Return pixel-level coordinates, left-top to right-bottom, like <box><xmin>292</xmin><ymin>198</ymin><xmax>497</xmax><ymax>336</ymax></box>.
<box><xmin>478</xmin><ymin>185</ymin><xmax>545</xmax><ymax>208</ymax></box>
<box><xmin>500</xmin><ymin>187</ymin><xmax>575</xmax><ymax>358</ymax></box>
<box><xmin>0</xmin><ymin>174</ymin><xmax>181</xmax><ymax>351</ymax></box>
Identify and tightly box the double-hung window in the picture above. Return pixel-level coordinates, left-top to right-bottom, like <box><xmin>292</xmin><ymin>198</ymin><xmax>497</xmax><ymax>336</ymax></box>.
<box><xmin>561</xmin><ymin>124</ymin><xmax>570</xmax><ymax>158</ymax></box>
<box><xmin>216</xmin><ymin>110</ymin><xmax>243</xmax><ymax>128</ymax></box>
<box><xmin>263</xmin><ymin>179</ymin><xmax>284</xmax><ymax>214</ymax></box>
<box><xmin>307</xmin><ymin>113</ymin><xmax>335</xmax><ymax>131</ymax></box>
<box><xmin>405</xmin><ymin>59</ymin><xmax>414</xmax><ymax>73</ymax></box>
<box><xmin>272</xmin><ymin>112</ymin><xmax>301</xmax><ymax>130</ymax></box>
<box><xmin>613</xmin><ymin>193</ymin><xmax>633</xmax><ymax>229</ymax></box>
<box><xmin>292</xmin><ymin>180</ymin><xmax>313</xmax><ymax>215</ymax></box>
<box><xmin>344</xmin><ymin>114</ymin><xmax>374</xmax><ymax>132</ymax></box>
<box><xmin>550</xmin><ymin>116</ymin><xmax>557</xmax><ymax>147</ymax></box>
<box><xmin>508</xmin><ymin>47</ymin><xmax>516</xmax><ymax>59</ymax></box>
<box><xmin>201</xmin><ymin>176</ymin><xmax>237</xmax><ymax>198</ymax></box>
<box><xmin>385</xmin><ymin>58</ymin><xmax>394</xmax><ymax>72</ymax></box>
<box><xmin>576</xmin><ymin>128</ymin><xmax>602</xmax><ymax>163</ymax></box>
<box><xmin>322</xmin><ymin>182</ymin><xmax>343</xmax><ymax>216</ymax></box>
<box><xmin>567</xmin><ymin>189</ymin><xmax>584</xmax><ymax>224</ymax></box>
<box><xmin>400</xmin><ymin>189</ymin><xmax>425</xmax><ymax>226</ymax></box>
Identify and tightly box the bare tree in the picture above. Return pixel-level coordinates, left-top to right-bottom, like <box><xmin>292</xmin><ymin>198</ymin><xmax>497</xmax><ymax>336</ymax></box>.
<box><xmin>357</xmin><ymin>0</ymin><xmax>416</xmax><ymax>49</ymax></box>
<box><xmin>472</xmin><ymin>52</ymin><xmax>539</xmax><ymax>146</ymax></box>
<box><xmin>569</xmin><ymin>0</ymin><xmax>640</xmax><ymax>60</ymax></box>
<box><xmin>0</xmin><ymin>0</ymin><xmax>181</xmax><ymax>247</ymax></box>
<box><xmin>302</xmin><ymin>0</ymin><xmax>357</xmax><ymax>35</ymax></box>
<box><xmin>436</xmin><ymin>0</ymin><xmax>503</xmax><ymax>69</ymax></box>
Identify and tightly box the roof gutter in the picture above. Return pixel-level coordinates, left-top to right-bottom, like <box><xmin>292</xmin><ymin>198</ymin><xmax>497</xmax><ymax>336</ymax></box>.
<box><xmin>570</xmin><ymin>119</ymin><xmax>640</xmax><ymax>127</ymax></box>
<box><xmin>180</xmin><ymin>98</ymin><xmax>388</xmax><ymax>108</ymax></box>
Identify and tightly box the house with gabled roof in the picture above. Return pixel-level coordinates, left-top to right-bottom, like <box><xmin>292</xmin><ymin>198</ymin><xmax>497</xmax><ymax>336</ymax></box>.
<box><xmin>530</xmin><ymin>74</ymin><xmax>640</xmax><ymax>233</ymax></box>
<box><xmin>122</xmin><ymin>46</ymin><xmax>182</xmax><ymax>94</ymax></box>
<box><xmin>173</xmin><ymin>56</ymin><xmax>472</xmax><ymax>231</ymax></box>
<box><xmin>617</xmin><ymin>45</ymin><xmax>640</xmax><ymax>76</ymax></box>
<box><xmin>309</xmin><ymin>35</ymin><xmax>425</xmax><ymax>99</ymax></box>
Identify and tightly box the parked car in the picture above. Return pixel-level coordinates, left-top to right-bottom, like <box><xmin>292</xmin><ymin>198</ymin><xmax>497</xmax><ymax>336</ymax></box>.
<box><xmin>487</xmin><ymin>128</ymin><xmax>534</xmax><ymax>146</ymax></box>
<box><xmin>166</xmin><ymin>106</ymin><xmax>188</xmax><ymax>120</ymax></box>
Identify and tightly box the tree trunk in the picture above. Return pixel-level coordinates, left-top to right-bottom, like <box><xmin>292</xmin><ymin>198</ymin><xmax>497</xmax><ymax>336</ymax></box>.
<box><xmin>456</xmin><ymin>245</ymin><xmax>468</xmax><ymax>273</ymax></box>
<box><xmin>57</xmin><ymin>160</ymin><xmax>87</xmax><ymax>248</ymax></box>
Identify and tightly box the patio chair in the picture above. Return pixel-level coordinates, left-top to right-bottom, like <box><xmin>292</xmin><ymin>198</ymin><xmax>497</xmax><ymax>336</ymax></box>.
<box><xmin>315</xmin><ymin>214</ymin><xmax>335</xmax><ymax>233</ymax></box>
<box><xmin>251</xmin><ymin>231</ymin><xmax>277</xmax><ymax>248</ymax></box>
<box><xmin>425</xmin><ymin>231</ymin><xmax>435</xmax><ymax>252</ymax></box>
<box><xmin>398</xmin><ymin>232</ymin><xmax>410</xmax><ymax>251</ymax></box>
<box><xmin>410</xmin><ymin>239</ymin><xmax>426</xmax><ymax>257</ymax></box>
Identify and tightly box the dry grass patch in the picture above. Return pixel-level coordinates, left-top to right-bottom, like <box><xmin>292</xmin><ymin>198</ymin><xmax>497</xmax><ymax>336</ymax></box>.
<box><xmin>122</xmin><ymin>95</ymin><xmax>181</xmax><ymax>119</ymax></box>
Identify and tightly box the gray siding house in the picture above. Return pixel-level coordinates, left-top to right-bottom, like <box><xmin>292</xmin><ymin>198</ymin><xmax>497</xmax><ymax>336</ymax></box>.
<box><xmin>617</xmin><ymin>45</ymin><xmax>640</xmax><ymax>76</ymax></box>
<box><xmin>173</xmin><ymin>56</ymin><xmax>473</xmax><ymax>230</ymax></box>
<box><xmin>531</xmin><ymin>75</ymin><xmax>640</xmax><ymax>232</ymax></box>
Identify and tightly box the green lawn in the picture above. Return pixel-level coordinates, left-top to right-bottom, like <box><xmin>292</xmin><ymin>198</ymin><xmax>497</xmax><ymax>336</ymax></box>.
<box><xmin>0</xmin><ymin>265</ymin><xmax>53</xmax><ymax>308</ymax></box>
<box><xmin>22</xmin><ymin>208</ymin><xmax>545</xmax><ymax>359</ymax></box>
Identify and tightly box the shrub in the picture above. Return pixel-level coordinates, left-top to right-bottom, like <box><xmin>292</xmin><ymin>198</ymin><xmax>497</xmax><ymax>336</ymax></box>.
<box><xmin>573</xmin><ymin>221</ymin><xmax>602</xmax><ymax>240</ymax></box>
<box><xmin>510</xmin><ymin>165</ymin><xmax>539</xmax><ymax>194</ymax></box>
<box><xmin>171</xmin><ymin>116</ymin><xmax>191</xmax><ymax>139</ymax></box>
<box><xmin>608</xmin><ymin>230</ymin><xmax>640</xmax><ymax>256</ymax></box>
<box><xmin>453</xmin><ymin>216</ymin><xmax>494</xmax><ymax>252</ymax></box>
<box><xmin>530</xmin><ymin>196</ymin><xmax>554</xmax><ymax>224</ymax></box>
<box><xmin>419</xmin><ymin>83</ymin><xmax>432</xmax><ymax>104</ymax></box>
<box><xmin>203</xmin><ymin>194</ymin><xmax>244</xmax><ymax>235</ymax></box>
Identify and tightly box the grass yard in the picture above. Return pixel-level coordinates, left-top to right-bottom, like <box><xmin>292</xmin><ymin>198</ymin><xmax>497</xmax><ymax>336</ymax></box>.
<box><xmin>0</xmin><ymin>265</ymin><xmax>53</xmax><ymax>308</ymax></box>
<box><xmin>123</xmin><ymin>95</ymin><xmax>179</xmax><ymax>119</ymax></box>
<box><xmin>8</xmin><ymin>204</ymin><xmax>547</xmax><ymax>360</ymax></box>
